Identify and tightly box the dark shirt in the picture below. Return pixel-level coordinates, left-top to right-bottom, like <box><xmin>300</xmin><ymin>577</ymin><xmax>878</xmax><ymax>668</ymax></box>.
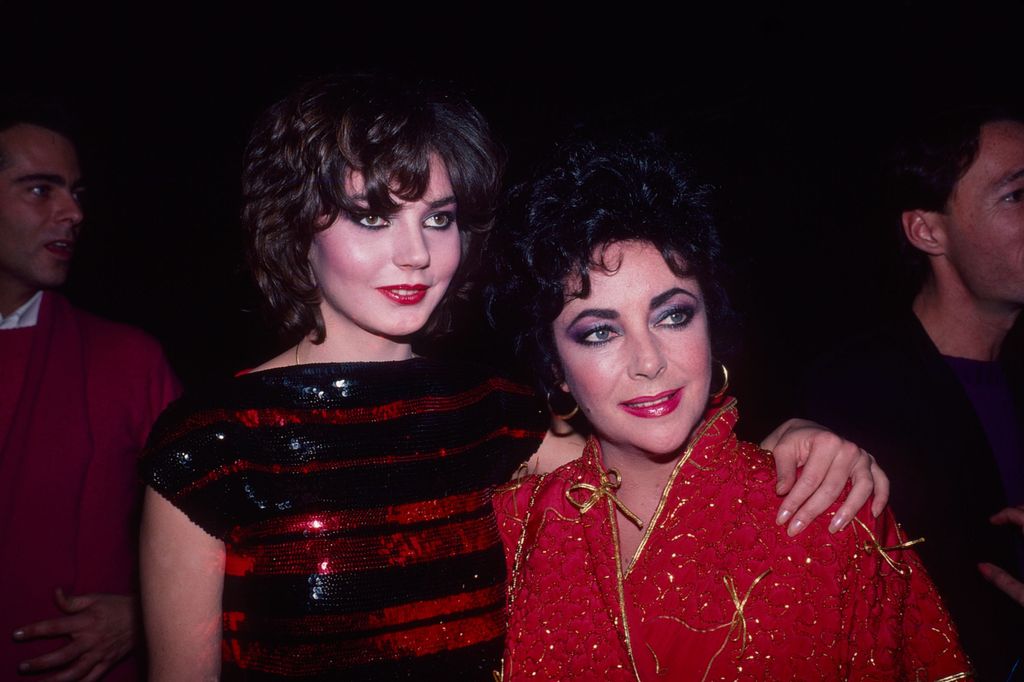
<box><xmin>800</xmin><ymin>312</ymin><xmax>1024</xmax><ymax>680</ymax></box>
<box><xmin>944</xmin><ymin>355</ymin><xmax>1024</xmax><ymax>506</ymax></box>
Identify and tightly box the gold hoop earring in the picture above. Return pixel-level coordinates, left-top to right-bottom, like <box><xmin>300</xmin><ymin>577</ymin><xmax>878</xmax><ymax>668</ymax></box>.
<box><xmin>710</xmin><ymin>361</ymin><xmax>730</xmax><ymax>403</ymax></box>
<box><xmin>548</xmin><ymin>389</ymin><xmax>580</xmax><ymax>421</ymax></box>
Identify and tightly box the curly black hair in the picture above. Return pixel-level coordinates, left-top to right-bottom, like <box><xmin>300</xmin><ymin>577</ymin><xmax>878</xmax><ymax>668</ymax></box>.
<box><xmin>486</xmin><ymin>136</ymin><xmax>734</xmax><ymax>401</ymax></box>
<box><xmin>242</xmin><ymin>73</ymin><xmax>503</xmax><ymax>345</ymax></box>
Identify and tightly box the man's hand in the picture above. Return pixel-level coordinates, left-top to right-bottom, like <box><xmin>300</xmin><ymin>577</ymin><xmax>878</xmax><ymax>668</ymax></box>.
<box><xmin>761</xmin><ymin>418</ymin><xmax>889</xmax><ymax>537</ymax></box>
<box><xmin>978</xmin><ymin>506</ymin><xmax>1024</xmax><ymax>607</ymax></box>
<box><xmin>13</xmin><ymin>589</ymin><xmax>136</xmax><ymax>682</ymax></box>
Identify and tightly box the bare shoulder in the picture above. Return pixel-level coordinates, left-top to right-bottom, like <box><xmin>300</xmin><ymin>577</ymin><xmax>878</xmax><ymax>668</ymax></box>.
<box><xmin>526</xmin><ymin>430</ymin><xmax>587</xmax><ymax>475</ymax></box>
<box><xmin>251</xmin><ymin>347</ymin><xmax>297</xmax><ymax>373</ymax></box>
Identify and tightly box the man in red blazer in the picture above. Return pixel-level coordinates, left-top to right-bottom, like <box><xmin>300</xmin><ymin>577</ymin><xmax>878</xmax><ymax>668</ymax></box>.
<box><xmin>0</xmin><ymin>102</ymin><xmax>179</xmax><ymax>681</ymax></box>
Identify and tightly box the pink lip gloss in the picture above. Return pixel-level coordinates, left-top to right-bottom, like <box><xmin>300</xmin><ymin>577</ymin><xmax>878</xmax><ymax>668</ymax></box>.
<box><xmin>619</xmin><ymin>388</ymin><xmax>682</xmax><ymax>418</ymax></box>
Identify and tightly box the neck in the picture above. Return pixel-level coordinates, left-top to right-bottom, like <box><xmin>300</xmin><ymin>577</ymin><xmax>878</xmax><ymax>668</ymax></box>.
<box><xmin>300</xmin><ymin>329</ymin><xmax>415</xmax><ymax>364</ymax></box>
<box><xmin>0</xmin><ymin>282</ymin><xmax>41</xmax><ymax>318</ymax></box>
<box><xmin>913</xmin><ymin>273</ymin><xmax>1019</xmax><ymax>362</ymax></box>
<box><xmin>597</xmin><ymin>439</ymin><xmax>681</xmax><ymax>522</ymax></box>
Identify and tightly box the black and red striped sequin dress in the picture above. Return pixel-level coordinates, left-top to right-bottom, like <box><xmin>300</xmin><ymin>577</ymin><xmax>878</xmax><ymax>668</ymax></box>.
<box><xmin>140</xmin><ymin>359</ymin><xmax>546</xmax><ymax>680</ymax></box>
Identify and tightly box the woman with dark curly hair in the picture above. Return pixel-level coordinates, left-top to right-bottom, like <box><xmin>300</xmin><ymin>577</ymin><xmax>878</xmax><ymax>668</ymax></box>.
<box><xmin>490</xmin><ymin>138</ymin><xmax>972</xmax><ymax>680</ymax></box>
<box><xmin>137</xmin><ymin>75</ymin><xmax>887</xmax><ymax>681</ymax></box>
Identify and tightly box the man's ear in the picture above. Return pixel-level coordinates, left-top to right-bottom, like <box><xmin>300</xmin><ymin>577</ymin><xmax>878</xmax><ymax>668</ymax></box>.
<box><xmin>901</xmin><ymin>209</ymin><xmax>947</xmax><ymax>256</ymax></box>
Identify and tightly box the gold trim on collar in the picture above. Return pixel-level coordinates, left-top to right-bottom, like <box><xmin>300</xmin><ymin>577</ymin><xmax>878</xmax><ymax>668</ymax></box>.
<box><xmin>567</xmin><ymin>467</ymin><xmax>644</xmax><ymax>529</ymax></box>
<box><xmin>625</xmin><ymin>399</ymin><xmax>736</xmax><ymax>576</ymax></box>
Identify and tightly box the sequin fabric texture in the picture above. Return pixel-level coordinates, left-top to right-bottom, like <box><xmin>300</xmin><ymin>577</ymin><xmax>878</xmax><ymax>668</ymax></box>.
<box><xmin>495</xmin><ymin>400</ymin><xmax>973</xmax><ymax>681</ymax></box>
<box><xmin>141</xmin><ymin>359</ymin><xmax>547</xmax><ymax>681</ymax></box>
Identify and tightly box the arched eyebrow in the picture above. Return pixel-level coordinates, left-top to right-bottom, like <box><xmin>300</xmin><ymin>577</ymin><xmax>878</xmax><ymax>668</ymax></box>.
<box><xmin>427</xmin><ymin>195</ymin><xmax>456</xmax><ymax>209</ymax></box>
<box><xmin>650</xmin><ymin>287</ymin><xmax>698</xmax><ymax>309</ymax></box>
<box><xmin>349</xmin><ymin>194</ymin><xmax>456</xmax><ymax>209</ymax></box>
<box><xmin>566</xmin><ymin>308</ymin><xmax>618</xmax><ymax>328</ymax></box>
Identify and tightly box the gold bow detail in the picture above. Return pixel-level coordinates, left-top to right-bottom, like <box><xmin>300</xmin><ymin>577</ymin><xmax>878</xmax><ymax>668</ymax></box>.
<box><xmin>722</xmin><ymin>568</ymin><xmax>772</xmax><ymax>657</ymax></box>
<box><xmin>853</xmin><ymin>517</ymin><xmax>924</xmax><ymax>575</ymax></box>
<box><xmin>566</xmin><ymin>468</ymin><xmax>644</xmax><ymax>529</ymax></box>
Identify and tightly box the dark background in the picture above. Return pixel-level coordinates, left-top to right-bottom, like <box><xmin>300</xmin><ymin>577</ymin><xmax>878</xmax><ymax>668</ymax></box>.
<box><xmin>4</xmin><ymin>3</ymin><xmax>1022</xmax><ymax>435</ymax></box>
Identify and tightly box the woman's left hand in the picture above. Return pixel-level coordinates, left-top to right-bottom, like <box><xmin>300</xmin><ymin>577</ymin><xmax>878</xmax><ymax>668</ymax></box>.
<box><xmin>760</xmin><ymin>419</ymin><xmax>888</xmax><ymax>537</ymax></box>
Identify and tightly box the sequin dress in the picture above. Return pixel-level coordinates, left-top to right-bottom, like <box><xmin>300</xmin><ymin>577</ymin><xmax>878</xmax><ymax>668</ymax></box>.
<box><xmin>495</xmin><ymin>399</ymin><xmax>972</xmax><ymax>681</ymax></box>
<box><xmin>140</xmin><ymin>359</ymin><xmax>547</xmax><ymax>681</ymax></box>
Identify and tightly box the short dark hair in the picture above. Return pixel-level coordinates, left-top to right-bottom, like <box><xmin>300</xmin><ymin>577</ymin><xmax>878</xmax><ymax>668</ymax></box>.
<box><xmin>0</xmin><ymin>94</ymin><xmax>78</xmax><ymax>169</ymax></box>
<box><xmin>486</xmin><ymin>136</ymin><xmax>733</xmax><ymax>400</ymax></box>
<box><xmin>242</xmin><ymin>74</ymin><xmax>503</xmax><ymax>344</ymax></box>
<box><xmin>888</xmin><ymin>105</ymin><xmax>1024</xmax><ymax>283</ymax></box>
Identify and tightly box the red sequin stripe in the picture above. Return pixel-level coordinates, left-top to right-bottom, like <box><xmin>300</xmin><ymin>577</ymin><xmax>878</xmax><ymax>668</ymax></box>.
<box><xmin>225</xmin><ymin>515</ymin><xmax>498</xmax><ymax>576</ymax></box>
<box><xmin>154</xmin><ymin>376</ymin><xmax>533</xmax><ymax>449</ymax></box>
<box><xmin>230</xmin><ymin>490</ymin><xmax>490</xmax><ymax>543</ymax></box>
<box><xmin>175</xmin><ymin>425</ymin><xmax>544</xmax><ymax>499</ymax></box>
<box><xmin>224</xmin><ymin>610</ymin><xmax>505</xmax><ymax>673</ymax></box>
<box><xmin>223</xmin><ymin>584</ymin><xmax>504</xmax><ymax>636</ymax></box>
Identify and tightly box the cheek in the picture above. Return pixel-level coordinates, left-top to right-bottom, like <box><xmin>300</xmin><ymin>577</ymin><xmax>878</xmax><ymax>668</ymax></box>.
<box><xmin>556</xmin><ymin>341</ymin><xmax>616</xmax><ymax>411</ymax></box>
<box><xmin>678</xmin><ymin>328</ymin><xmax>713</xmax><ymax>395</ymax></box>
<box><xmin>310</xmin><ymin>232</ymin><xmax>375</xmax><ymax>284</ymax></box>
<box><xmin>428</xmin><ymin>229</ymin><xmax>463</xmax><ymax>279</ymax></box>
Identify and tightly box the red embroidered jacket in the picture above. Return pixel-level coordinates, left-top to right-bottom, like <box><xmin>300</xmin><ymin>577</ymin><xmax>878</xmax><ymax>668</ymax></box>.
<box><xmin>495</xmin><ymin>400</ymin><xmax>972</xmax><ymax>681</ymax></box>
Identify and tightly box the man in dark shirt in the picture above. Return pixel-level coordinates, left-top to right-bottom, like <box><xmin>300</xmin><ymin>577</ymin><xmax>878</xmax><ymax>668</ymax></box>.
<box><xmin>802</xmin><ymin>108</ymin><xmax>1024</xmax><ymax>680</ymax></box>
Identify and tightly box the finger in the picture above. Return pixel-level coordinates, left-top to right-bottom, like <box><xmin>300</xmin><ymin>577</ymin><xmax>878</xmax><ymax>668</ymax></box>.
<box><xmin>978</xmin><ymin>562</ymin><xmax>1024</xmax><ymax>607</ymax></box>
<box><xmin>81</xmin><ymin>663</ymin><xmax>109</xmax><ymax>682</ymax></box>
<box><xmin>55</xmin><ymin>589</ymin><xmax>98</xmax><ymax>614</ymax></box>
<box><xmin>869</xmin><ymin>460</ymin><xmax>889</xmax><ymax>517</ymax></box>
<box><xmin>990</xmin><ymin>507</ymin><xmax>1024</xmax><ymax>529</ymax></box>
<box><xmin>41</xmin><ymin>658</ymin><xmax>107</xmax><ymax>682</ymax></box>
<box><xmin>18</xmin><ymin>639</ymin><xmax>88</xmax><ymax>674</ymax></box>
<box><xmin>774</xmin><ymin>437</ymin><xmax>839</xmax><ymax>530</ymax></box>
<box><xmin>771</xmin><ymin>447</ymin><xmax>796</xmax><ymax>497</ymax></box>
<box><xmin>14</xmin><ymin>613</ymin><xmax>90</xmax><ymax>639</ymax></box>
<box><xmin>826</xmin><ymin>456</ymin><xmax>875</xmax><ymax>533</ymax></box>
<box><xmin>785</xmin><ymin>452</ymin><xmax>857</xmax><ymax>536</ymax></box>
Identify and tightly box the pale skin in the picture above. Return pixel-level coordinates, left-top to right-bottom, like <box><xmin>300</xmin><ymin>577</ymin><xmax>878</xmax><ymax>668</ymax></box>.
<box><xmin>142</xmin><ymin>163</ymin><xmax>887</xmax><ymax>680</ymax></box>
<box><xmin>546</xmin><ymin>242</ymin><xmax>886</xmax><ymax>566</ymax></box>
<box><xmin>2</xmin><ymin>124</ymin><xmax>139</xmax><ymax>681</ymax></box>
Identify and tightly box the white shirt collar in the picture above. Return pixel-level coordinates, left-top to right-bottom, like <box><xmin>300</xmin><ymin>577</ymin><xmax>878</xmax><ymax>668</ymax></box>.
<box><xmin>0</xmin><ymin>290</ymin><xmax>44</xmax><ymax>330</ymax></box>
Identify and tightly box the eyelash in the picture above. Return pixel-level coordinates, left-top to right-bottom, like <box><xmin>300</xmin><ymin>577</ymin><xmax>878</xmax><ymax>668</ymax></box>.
<box><xmin>575</xmin><ymin>324</ymin><xmax>617</xmax><ymax>346</ymax></box>
<box><xmin>1002</xmin><ymin>188</ymin><xmax>1023</xmax><ymax>204</ymax></box>
<box><xmin>572</xmin><ymin>305</ymin><xmax>696</xmax><ymax>346</ymax></box>
<box><xmin>657</xmin><ymin>305</ymin><xmax>695</xmax><ymax>328</ymax></box>
<box><xmin>355</xmin><ymin>211</ymin><xmax>456</xmax><ymax>230</ymax></box>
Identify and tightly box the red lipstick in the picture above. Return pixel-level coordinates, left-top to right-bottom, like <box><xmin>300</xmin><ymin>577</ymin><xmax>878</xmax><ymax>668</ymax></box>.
<box><xmin>377</xmin><ymin>284</ymin><xmax>428</xmax><ymax>305</ymax></box>
<box><xmin>619</xmin><ymin>388</ymin><xmax>682</xmax><ymax>418</ymax></box>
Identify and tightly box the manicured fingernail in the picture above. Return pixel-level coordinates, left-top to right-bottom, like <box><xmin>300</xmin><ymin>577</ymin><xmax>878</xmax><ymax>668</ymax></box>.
<box><xmin>787</xmin><ymin>519</ymin><xmax>806</xmax><ymax>537</ymax></box>
<box><xmin>829</xmin><ymin>513</ymin><xmax>848</xmax><ymax>533</ymax></box>
<box><xmin>776</xmin><ymin>509</ymin><xmax>792</xmax><ymax>526</ymax></box>
<box><xmin>11</xmin><ymin>629</ymin><xmax>23</xmax><ymax>640</ymax></box>
<box><xmin>18</xmin><ymin>662</ymin><xmax>29</xmax><ymax>671</ymax></box>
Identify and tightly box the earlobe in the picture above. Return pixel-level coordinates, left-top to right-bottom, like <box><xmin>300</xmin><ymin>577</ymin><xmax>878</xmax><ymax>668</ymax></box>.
<box><xmin>901</xmin><ymin>210</ymin><xmax>946</xmax><ymax>256</ymax></box>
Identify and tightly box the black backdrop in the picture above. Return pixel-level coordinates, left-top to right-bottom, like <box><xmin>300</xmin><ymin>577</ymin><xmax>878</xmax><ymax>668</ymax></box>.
<box><xmin>4</xmin><ymin>3</ymin><xmax>1022</xmax><ymax>435</ymax></box>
